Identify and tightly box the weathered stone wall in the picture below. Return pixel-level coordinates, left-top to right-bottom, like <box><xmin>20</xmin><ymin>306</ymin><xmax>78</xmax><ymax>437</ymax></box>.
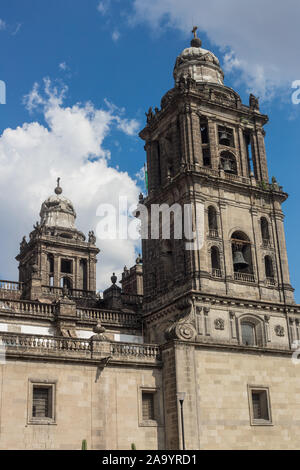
<box><xmin>171</xmin><ymin>342</ymin><xmax>300</xmax><ymax>450</ymax></box>
<box><xmin>0</xmin><ymin>360</ymin><xmax>164</xmax><ymax>450</ymax></box>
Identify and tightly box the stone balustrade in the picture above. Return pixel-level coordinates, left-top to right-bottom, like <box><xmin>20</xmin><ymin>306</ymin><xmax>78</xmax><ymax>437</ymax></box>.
<box><xmin>77</xmin><ymin>307</ymin><xmax>141</xmax><ymax>326</ymax></box>
<box><xmin>110</xmin><ymin>342</ymin><xmax>160</xmax><ymax>360</ymax></box>
<box><xmin>0</xmin><ymin>332</ymin><xmax>161</xmax><ymax>364</ymax></box>
<box><xmin>42</xmin><ymin>285</ymin><xmax>97</xmax><ymax>300</ymax></box>
<box><xmin>0</xmin><ymin>299</ymin><xmax>55</xmax><ymax>316</ymax></box>
<box><xmin>0</xmin><ymin>280</ymin><xmax>23</xmax><ymax>291</ymax></box>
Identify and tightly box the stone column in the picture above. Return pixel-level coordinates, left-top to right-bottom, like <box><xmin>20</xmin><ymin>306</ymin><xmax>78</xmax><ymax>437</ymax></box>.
<box><xmin>207</xmin><ymin>118</ymin><xmax>218</xmax><ymax>170</ymax></box>
<box><xmin>238</xmin><ymin>126</ymin><xmax>249</xmax><ymax>177</ymax></box>
<box><xmin>255</xmin><ymin>128</ymin><xmax>269</xmax><ymax>182</ymax></box>
<box><xmin>190</xmin><ymin>111</ymin><xmax>202</xmax><ymax>167</ymax></box>
<box><xmin>53</xmin><ymin>254</ymin><xmax>60</xmax><ymax>288</ymax></box>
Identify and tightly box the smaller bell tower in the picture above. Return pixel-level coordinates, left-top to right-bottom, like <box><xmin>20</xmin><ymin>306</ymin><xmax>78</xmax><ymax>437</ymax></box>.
<box><xmin>16</xmin><ymin>179</ymin><xmax>99</xmax><ymax>300</ymax></box>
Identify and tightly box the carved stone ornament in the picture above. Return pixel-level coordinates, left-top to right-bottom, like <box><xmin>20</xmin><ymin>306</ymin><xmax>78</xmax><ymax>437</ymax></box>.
<box><xmin>88</xmin><ymin>230</ymin><xmax>96</xmax><ymax>244</ymax></box>
<box><xmin>165</xmin><ymin>322</ymin><xmax>197</xmax><ymax>342</ymax></box>
<box><xmin>274</xmin><ymin>325</ymin><xmax>285</xmax><ymax>337</ymax></box>
<box><xmin>91</xmin><ymin>322</ymin><xmax>109</xmax><ymax>342</ymax></box>
<box><xmin>214</xmin><ymin>318</ymin><xmax>225</xmax><ymax>331</ymax></box>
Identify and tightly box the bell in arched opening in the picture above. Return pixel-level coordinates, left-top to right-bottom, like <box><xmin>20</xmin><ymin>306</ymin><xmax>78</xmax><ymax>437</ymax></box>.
<box><xmin>219</xmin><ymin>131</ymin><xmax>231</xmax><ymax>146</ymax></box>
<box><xmin>233</xmin><ymin>247</ymin><xmax>249</xmax><ymax>271</ymax></box>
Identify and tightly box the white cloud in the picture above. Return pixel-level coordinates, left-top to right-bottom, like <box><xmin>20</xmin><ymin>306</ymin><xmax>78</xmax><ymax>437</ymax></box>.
<box><xmin>131</xmin><ymin>0</ymin><xmax>300</xmax><ymax>97</ymax></box>
<box><xmin>59</xmin><ymin>61</ymin><xmax>68</xmax><ymax>71</ymax></box>
<box><xmin>112</xmin><ymin>30</ymin><xmax>121</xmax><ymax>42</ymax></box>
<box><xmin>0</xmin><ymin>19</ymin><xmax>6</xmax><ymax>30</ymax></box>
<box><xmin>12</xmin><ymin>22</ymin><xmax>22</xmax><ymax>35</ymax></box>
<box><xmin>97</xmin><ymin>0</ymin><xmax>110</xmax><ymax>15</ymax></box>
<box><xmin>0</xmin><ymin>79</ymin><xmax>141</xmax><ymax>291</ymax></box>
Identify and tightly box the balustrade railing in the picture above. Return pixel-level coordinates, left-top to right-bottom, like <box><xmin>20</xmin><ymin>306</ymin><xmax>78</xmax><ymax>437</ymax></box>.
<box><xmin>266</xmin><ymin>277</ymin><xmax>276</xmax><ymax>286</ymax></box>
<box><xmin>1</xmin><ymin>333</ymin><xmax>91</xmax><ymax>352</ymax></box>
<box><xmin>42</xmin><ymin>285</ymin><xmax>96</xmax><ymax>299</ymax></box>
<box><xmin>77</xmin><ymin>307</ymin><xmax>140</xmax><ymax>326</ymax></box>
<box><xmin>212</xmin><ymin>269</ymin><xmax>223</xmax><ymax>279</ymax></box>
<box><xmin>0</xmin><ymin>333</ymin><xmax>160</xmax><ymax>362</ymax></box>
<box><xmin>234</xmin><ymin>272</ymin><xmax>256</xmax><ymax>283</ymax></box>
<box><xmin>209</xmin><ymin>229</ymin><xmax>219</xmax><ymax>238</ymax></box>
<box><xmin>0</xmin><ymin>280</ymin><xmax>23</xmax><ymax>291</ymax></box>
<box><xmin>0</xmin><ymin>299</ymin><xmax>55</xmax><ymax>315</ymax></box>
<box><xmin>110</xmin><ymin>342</ymin><xmax>160</xmax><ymax>359</ymax></box>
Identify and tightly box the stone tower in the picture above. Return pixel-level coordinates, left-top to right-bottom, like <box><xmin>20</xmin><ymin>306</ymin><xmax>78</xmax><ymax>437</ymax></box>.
<box><xmin>16</xmin><ymin>179</ymin><xmax>99</xmax><ymax>300</ymax></box>
<box><xmin>139</xmin><ymin>29</ymin><xmax>294</xmax><ymax>344</ymax></box>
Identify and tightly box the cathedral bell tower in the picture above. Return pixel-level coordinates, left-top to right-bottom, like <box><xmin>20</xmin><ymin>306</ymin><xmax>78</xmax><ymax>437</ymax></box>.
<box><xmin>16</xmin><ymin>179</ymin><xmax>99</xmax><ymax>301</ymax></box>
<box><xmin>139</xmin><ymin>28</ymin><xmax>294</xmax><ymax>343</ymax></box>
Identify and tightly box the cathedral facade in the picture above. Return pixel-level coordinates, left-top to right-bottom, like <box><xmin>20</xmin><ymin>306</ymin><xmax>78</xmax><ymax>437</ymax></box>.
<box><xmin>0</xmin><ymin>31</ymin><xmax>299</xmax><ymax>450</ymax></box>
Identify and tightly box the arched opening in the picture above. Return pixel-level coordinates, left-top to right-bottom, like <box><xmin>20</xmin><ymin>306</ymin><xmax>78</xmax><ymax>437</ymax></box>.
<box><xmin>265</xmin><ymin>256</ymin><xmax>275</xmax><ymax>285</ymax></box>
<box><xmin>231</xmin><ymin>231</ymin><xmax>254</xmax><ymax>282</ymax></box>
<box><xmin>240</xmin><ymin>316</ymin><xmax>264</xmax><ymax>347</ymax></box>
<box><xmin>211</xmin><ymin>246</ymin><xmax>221</xmax><ymax>278</ymax></box>
<box><xmin>261</xmin><ymin>218</ymin><xmax>270</xmax><ymax>246</ymax></box>
<box><xmin>220</xmin><ymin>151</ymin><xmax>237</xmax><ymax>174</ymax></box>
<box><xmin>208</xmin><ymin>206</ymin><xmax>218</xmax><ymax>237</ymax></box>
<box><xmin>60</xmin><ymin>277</ymin><xmax>72</xmax><ymax>290</ymax></box>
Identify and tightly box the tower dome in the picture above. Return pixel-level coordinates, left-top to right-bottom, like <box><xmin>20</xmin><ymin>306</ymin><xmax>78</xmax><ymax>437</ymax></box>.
<box><xmin>39</xmin><ymin>178</ymin><xmax>77</xmax><ymax>229</ymax></box>
<box><xmin>173</xmin><ymin>27</ymin><xmax>224</xmax><ymax>86</ymax></box>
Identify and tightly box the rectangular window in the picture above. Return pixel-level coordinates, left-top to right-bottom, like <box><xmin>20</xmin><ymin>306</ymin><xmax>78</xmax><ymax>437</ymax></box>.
<box><xmin>142</xmin><ymin>392</ymin><xmax>155</xmax><ymax>421</ymax></box>
<box><xmin>29</xmin><ymin>382</ymin><xmax>56</xmax><ymax>424</ymax></box>
<box><xmin>248</xmin><ymin>386</ymin><xmax>272</xmax><ymax>425</ymax></box>
<box><xmin>61</xmin><ymin>259</ymin><xmax>72</xmax><ymax>274</ymax></box>
<box><xmin>33</xmin><ymin>386</ymin><xmax>52</xmax><ymax>418</ymax></box>
<box><xmin>218</xmin><ymin>126</ymin><xmax>234</xmax><ymax>148</ymax></box>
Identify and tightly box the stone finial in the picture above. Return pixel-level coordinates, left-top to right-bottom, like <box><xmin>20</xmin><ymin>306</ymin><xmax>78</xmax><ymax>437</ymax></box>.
<box><xmin>88</xmin><ymin>230</ymin><xmax>96</xmax><ymax>244</ymax></box>
<box><xmin>191</xmin><ymin>26</ymin><xmax>202</xmax><ymax>48</ymax></box>
<box><xmin>92</xmin><ymin>322</ymin><xmax>108</xmax><ymax>342</ymax></box>
<box><xmin>136</xmin><ymin>254</ymin><xmax>142</xmax><ymax>265</ymax></box>
<box><xmin>55</xmin><ymin>177</ymin><xmax>63</xmax><ymax>195</ymax></box>
<box><xmin>111</xmin><ymin>273</ymin><xmax>117</xmax><ymax>285</ymax></box>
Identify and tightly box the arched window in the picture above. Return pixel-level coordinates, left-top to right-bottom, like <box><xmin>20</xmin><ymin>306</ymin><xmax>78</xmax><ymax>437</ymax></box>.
<box><xmin>208</xmin><ymin>206</ymin><xmax>218</xmax><ymax>237</ymax></box>
<box><xmin>261</xmin><ymin>218</ymin><xmax>270</xmax><ymax>246</ymax></box>
<box><xmin>211</xmin><ymin>246</ymin><xmax>221</xmax><ymax>278</ymax></box>
<box><xmin>220</xmin><ymin>151</ymin><xmax>237</xmax><ymax>175</ymax></box>
<box><xmin>240</xmin><ymin>316</ymin><xmax>264</xmax><ymax>347</ymax></box>
<box><xmin>231</xmin><ymin>231</ymin><xmax>254</xmax><ymax>282</ymax></box>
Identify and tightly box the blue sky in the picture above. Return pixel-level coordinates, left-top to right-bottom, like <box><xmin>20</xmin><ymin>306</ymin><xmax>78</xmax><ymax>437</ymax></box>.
<box><xmin>0</xmin><ymin>0</ymin><xmax>300</xmax><ymax>298</ymax></box>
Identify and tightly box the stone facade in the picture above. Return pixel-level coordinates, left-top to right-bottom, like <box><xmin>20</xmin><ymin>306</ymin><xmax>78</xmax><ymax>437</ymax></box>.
<box><xmin>0</xmin><ymin>30</ymin><xmax>299</xmax><ymax>450</ymax></box>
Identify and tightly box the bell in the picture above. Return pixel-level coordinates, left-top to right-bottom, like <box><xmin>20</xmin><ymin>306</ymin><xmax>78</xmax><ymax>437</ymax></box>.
<box><xmin>223</xmin><ymin>159</ymin><xmax>233</xmax><ymax>173</ymax></box>
<box><xmin>233</xmin><ymin>250</ymin><xmax>249</xmax><ymax>270</ymax></box>
<box><xmin>220</xmin><ymin>131</ymin><xmax>230</xmax><ymax>146</ymax></box>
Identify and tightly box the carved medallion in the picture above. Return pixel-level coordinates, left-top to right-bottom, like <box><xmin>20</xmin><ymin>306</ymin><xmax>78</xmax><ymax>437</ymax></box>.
<box><xmin>214</xmin><ymin>318</ymin><xmax>225</xmax><ymax>330</ymax></box>
<box><xmin>275</xmin><ymin>325</ymin><xmax>285</xmax><ymax>337</ymax></box>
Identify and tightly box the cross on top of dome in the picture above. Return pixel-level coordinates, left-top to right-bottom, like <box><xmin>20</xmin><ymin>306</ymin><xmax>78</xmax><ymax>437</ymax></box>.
<box><xmin>191</xmin><ymin>26</ymin><xmax>202</xmax><ymax>48</ymax></box>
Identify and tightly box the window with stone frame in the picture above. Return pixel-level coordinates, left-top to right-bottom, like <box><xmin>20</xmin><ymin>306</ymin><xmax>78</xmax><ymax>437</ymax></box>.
<box><xmin>139</xmin><ymin>387</ymin><xmax>162</xmax><ymax>427</ymax></box>
<box><xmin>240</xmin><ymin>316</ymin><xmax>265</xmax><ymax>348</ymax></box>
<box><xmin>248</xmin><ymin>386</ymin><xmax>272</xmax><ymax>425</ymax></box>
<box><xmin>142</xmin><ymin>392</ymin><xmax>155</xmax><ymax>421</ymax></box>
<box><xmin>28</xmin><ymin>381</ymin><xmax>56</xmax><ymax>424</ymax></box>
